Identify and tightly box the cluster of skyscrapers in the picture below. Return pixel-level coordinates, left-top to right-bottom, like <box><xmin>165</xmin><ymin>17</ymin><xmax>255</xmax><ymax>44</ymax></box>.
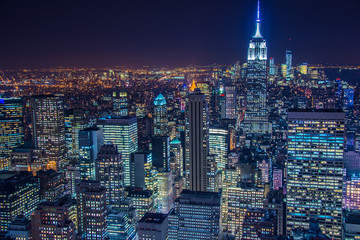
<box><xmin>0</xmin><ymin>1</ymin><xmax>360</xmax><ymax>240</ymax></box>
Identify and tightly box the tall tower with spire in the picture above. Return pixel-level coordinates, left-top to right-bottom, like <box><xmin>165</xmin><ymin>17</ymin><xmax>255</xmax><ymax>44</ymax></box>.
<box><xmin>242</xmin><ymin>0</ymin><xmax>271</xmax><ymax>135</ymax></box>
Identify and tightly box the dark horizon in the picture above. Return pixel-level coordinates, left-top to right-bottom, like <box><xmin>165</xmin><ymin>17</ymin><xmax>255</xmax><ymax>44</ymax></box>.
<box><xmin>1</xmin><ymin>0</ymin><xmax>360</xmax><ymax>69</ymax></box>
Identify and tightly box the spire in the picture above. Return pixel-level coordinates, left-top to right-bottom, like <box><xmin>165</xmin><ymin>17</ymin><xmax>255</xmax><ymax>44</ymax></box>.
<box><xmin>254</xmin><ymin>0</ymin><xmax>262</xmax><ymax>38</ymax></box>
<box><xmin>190</xmin><ymin>79</ymin><xmax>197</xmax><ymax>92</ymax></box>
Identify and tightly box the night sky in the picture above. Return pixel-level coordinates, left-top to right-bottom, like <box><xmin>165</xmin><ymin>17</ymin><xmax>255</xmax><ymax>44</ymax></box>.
<box><xmin>1</xmin><ymin>0</ymin><xmax>359</xmax><ymax>69</ymax></box>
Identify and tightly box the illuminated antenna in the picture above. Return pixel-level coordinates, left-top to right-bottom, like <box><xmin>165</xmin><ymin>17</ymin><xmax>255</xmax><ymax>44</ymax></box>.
<box><xmin>254</xmin><ymin>0</ymin><xmax>262</xmax><ymax>38</ymax></box>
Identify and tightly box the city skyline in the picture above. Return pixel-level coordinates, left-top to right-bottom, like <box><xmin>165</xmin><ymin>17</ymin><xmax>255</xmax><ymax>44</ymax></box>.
<box><xmin>0</xmin><ymin>0</ymin><xmax>360</xmax><ymax>69</ymax></box>
<box><xmin>1</xmin><ymin>1</ymin><xmax>360</xmax><ymax>239</ymax></box>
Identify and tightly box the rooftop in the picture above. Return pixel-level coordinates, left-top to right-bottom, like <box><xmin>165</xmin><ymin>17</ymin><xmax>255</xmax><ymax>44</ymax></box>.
<box><xmin>139</xmin><ymin>212</ymin><xmax>168</xmax><ymax>224</ymax></box>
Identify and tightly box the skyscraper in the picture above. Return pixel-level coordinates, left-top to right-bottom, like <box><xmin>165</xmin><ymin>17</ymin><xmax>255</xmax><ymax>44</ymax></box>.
<box><xmin>64</xmin><ymin>108</ymin><xmax>88</xmax><ymax>160</ymax></box>
<box><xmin>78</xmin><ymin>127</ymin><xmax>104</xmax><ymax>180</ymax></box>
<box><xmin>95</xmin><ymin>144</ymin><xmax>124</xmax><ymax>208</ymax></box>
<box><xmin>286</xmin><ymin>110</ymin><xmax>345</xmax><ymax>239</ymax></box>
<box><xmin>0</xmin><ymin>171</ymin><xmax>39</xmax><ymax>232</ymax></box>
<box><xmin>242</xmin><ymin>0</ymin><xmax>271</xmax><ymax>135</ymax></box>
<box><xmin>185</xmin><ymin>88</ymin><xmax>209</xmax><ymax>192</ymax></box>
<box><xmin>153</xmin><ymin>94</ymin><xmax>168</xmax><ymax>136</ymax></box>
<box><xmin>31</xmin><ymin>195</ymin><xmax>76</xmax><ymax>240</ymax></box>
<box><xmin>113</xmin><ymin>90</ymin><xmax>128</xmax><ymax>117</ymax></box>
<box><xmin>97</xmin><ymin>116</ymin><xmax>138</xmax><ymax>186</ymax></box>
<box><xmin>0</xmin><ymin>97</ymin><xmax>24</xmax><ymax>171</ymax></box>
<box><xmin>286</xmin><ymin>49</ymin><xmax>292</xmax><ymax>76</ymax></box>
<box><xmin>269</xmin><ymin>58</ymin><xmax>276</xmax><ymax>76</ymax></box>
<box><xmin>225</xmin><ymin>85</ymin><xmax>236</xmax><ymax>119</ymax></box>
<box><xmin>37</xmin><ymin>169</ymin><xmax>65</xmax><ymax>202</ymax></box>
<box><xmin>152</xmin><ymin>136</ymin><xmax>170</xmax><ymax>171</ymax></box>
<box><xmin>209</xmin><ymin>127</ymin><xmax>228</xmax><ymax>172</ymax></box>
<box><xmin>30</xmin><ymin>95</ymin><xmax>66</xmax><ymax>171</ymax></box>
<box><xmin>77</xmin><ymin>180</ymin><xmax>107</xmax><ymax>240</ymax></box>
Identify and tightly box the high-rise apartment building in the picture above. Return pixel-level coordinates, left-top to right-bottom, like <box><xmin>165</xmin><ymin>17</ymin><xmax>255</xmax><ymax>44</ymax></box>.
<box><xmin>76</xmin><ymin>180</ymin><xmax>107</xmax><ymax>240</ymax></box>
<box><xmin>286</xmin><ymin>109</ymin><xmax>345</xmax><ymax>239</ymax></box>
<box><xmin>95</xmin><ymin>144</ymin><xmax>124</xmax><ymax>208</ymax></box>
<box><xmin>31</xmin><ymin>195</ymin><xmax>76</xmax><ymax>240</ymax></box>
<box><xmin>97</xmin><ymin>116</ymin><xmax>138</xmax><ymax>186</ymax></box>
<box><xmin>242</xmin><ymin>1</ymin><xmax>271</xmax><ymax>135</ymax></box>
<box><xmin>0</xmin><ymin>97</ymin><xmax>24</xmax><ymax>170</ymax></box>
<box><xmin>37</xmin><ymin>169</ymin><xmax>65</xmax><ymax>202</ymax></box>
<box><xmin>30</xmin><ymin>95</ymin><xmax>66</xmax><ymax>171</ymax></box>
<box><xmin>153</xmin><ymin>94</ymin><xmax>168</xmax><ymax>136</ymax></box>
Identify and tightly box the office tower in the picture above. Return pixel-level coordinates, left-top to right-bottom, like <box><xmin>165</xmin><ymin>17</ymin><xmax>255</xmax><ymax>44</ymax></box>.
<box><xmin>272</xmin><ymin>167</ymin><xmax>283</xmax><ymax>190</ymax></box>
<box><xmin>152</xmin><ymin>136</ymin><xmax>170</xmax><ymax>171</ymax></box>
<box><xmin>225</xmin><ymin>85</ymin><xmax>236</xmax><ymax>119</ymax></box>
<box><xmin>299</xmin><ymin>63</ymin><xmax>308</xmax><ymax>75</ymax></box>
<box><xmin>344</xmin><ymin>88</ymin><xmax>354</xmax><ymax>110</ymax></box>
<box><xmin>31</xmin><ymin>196</ymin><xmax>76</xmax><ymax>240</ymax></box>
<box><xmin>76</xmin><ymin>180</ymin><xmax>107</xmax><ymax>240</ymax></box>
<box><xmin>209</xmin><ymin>127</ymin><xmax>228</xmax><ymax>173</ymax></box>
<box><xmin>138</xmin><ymin>213</ymin><xmax>168</xmax><ymax>240</ymax></box>
<box><xmin>185</xmin><ymin>88</ymin><xmax>209</xmax><ymax>191</ymax></box>
<box><xmin>97</xmin><ymin>116</ymin><xmax>138</xmax><ymax>186</ymax></box>
<box><xmin>107</xmin><ymin>209</ymin><xmax>137</xmax><ymax>240</ymax></box>
<box><xmin>281</xmin><ymin>64</ymin><xmax>287</xmax><ymax>78</ymax></box>
<box><xmin>286</xmin><ymin>50</ymin><xmax>292</xmax><ymax>76</ymax></box>
<box><xmin>95</xmin><ymin>144</ymin><xmax>124</xmax><ymax>208</ymax></box>
<box><xmin>0</xmin><ymin>171</ymin><xmax>39</xmax><ymax>232</ymax></box>
<box><xmin>127</xmin><ymin>189</ymin><xmax>155</xmax><ymax>219</ymax></box>
<box><xmin>241</xmin><ymin>208</ymin><xmax>276</xmax><ymax>240</ymax></box>
<box><xmin>64</xmin><ymin>108</ymin><xmax>88</xmax><ymax>160</ymax></box>
<box><xmin>197</xmin><ymin>82</ymin><xmax>214</xmax><ymax>123</ymax></box>
<box><xmin>7</xmin><ymin>215</ymin><xmax>31</xmax><ymax>240</ymax></box>
<box><xmin>37</xmin><ymin>169</ymin><xmax>65</xmax><ymax>202</ymax></box>
<box><xmin>286</xmin><ymin>110</ymin><xmax>345</xmax><ymax>239</ymax></box>
<box><xmin>224</xmin><ymin>183</ymin><xmax>264</xmax><ymax>239</ymax></box>
<box><xmin>344</xmin><ymin>176</ymin><xmax>360</xmax><ymax>210</ymax></box>
<box><xmin>113</xmin><ymin>90</ymin><xmax>128</xmax><ymax>116</ymax></box>
<box><xmin>153</xmin><ymin>94</ymin><xmax>168</xmax><ymax>136</ymax></box>
<box><xmin>0</xmin><ymin>97</ymin><xmax>24</xmax><ymax>171</ymax></box>
<box><xmin>343</xmin><ymin>211</ymin><xmax>360</xmax><ymax>239</ymax></box>
<box><xmin>78</xmin><ymin>127</ymin><xmax>104</xmax><ymax>180</ymax></box>
<box><xmin>269</xmin><ymin>58</ymin><xmax>276</xmax><ymax>75</ymax></box>
<box><xmin>30</xmin><ymin>95</ymin><xmax>65</xmax><ymax>171</ymax></box>
<box><xmin>170</xmin><ymin>138</ymin><xmax>183</xmax><ymax>178</ymax></box>
<box><xmin>130</xmin><ymin>152</ymin><xmax>157</xmax><ymax>191</ymax></box>
<box><xmin>242</xmin><ymin>1</ymin><xmax>271</xmax><ymax>135</ymax></box>
<box><xmin>206</xmin><ymin>155</ymin><xmax>219</xmax><ymax>192</ymax></box>
<box><xmin>168</xmin><ymin>190</ymin><xmax>221</xmax><ymax>240</ymax></box>
<box><xmin>64</xmin><ymin>165</ymin><xmax>81</xmax><ymax>198</ymax></box>
<box><xmin>157</xmin><ymin>171</ymin><xmax>173</xmax><ymax>213</ymax></box>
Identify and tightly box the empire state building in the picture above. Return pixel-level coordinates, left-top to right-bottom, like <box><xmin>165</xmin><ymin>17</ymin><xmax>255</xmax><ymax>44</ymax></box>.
<box><xmin>242</xmin><ymin>0</ymin><xmax>271</xmax><ymax>135</ymax></box>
